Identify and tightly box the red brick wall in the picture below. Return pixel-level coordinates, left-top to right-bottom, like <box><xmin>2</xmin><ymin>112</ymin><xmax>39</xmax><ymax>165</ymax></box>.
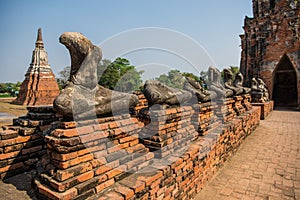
<box><xmin>31</xmin><ymin>97</ymin><xmax>261</xmax><ymax>200</ymax></box>
<box><xmin>0</xmin><ymin>95</ymin><xmax>262</xmax><ymax>199</ymax></box>
<box><xmin>0</xmin><ymin>106</ymin><xmax>59</xmax><ymax>179</ymax></box>
<box><xmin>240</xmin><ymin>0</ymin><xmax>300</xmax><ymax>107</ymax></box>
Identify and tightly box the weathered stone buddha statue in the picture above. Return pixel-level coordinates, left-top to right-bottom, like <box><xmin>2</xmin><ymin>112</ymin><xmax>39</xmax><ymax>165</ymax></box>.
<box><xmin>207</xmin><ymin>66</ymin><xmax>233</xmax><ymax>98</ymax></box>
<box><xmin>251</xmin><ymin>77</ymin><xmax>269</xmax><ymax>103</ymax></box>
<box><xmin>53</xmin><ymin>32</ymin><xmax>139</xmax><ymax>119</ymax></box>
<box><xmin>251</xmin><ymin>78</ymin><xmax>260</xmax><ymax>91</ymax></box>
<box><xmin>223</xmin><ymin>68</ymin><xmax>243</xmax><ymax>95</ymax></box>
<box><xmin>257</xmin><ymin>78</ymin><xmax>270</xmax><ymax>102</ymax></box>
<box><xmin>233</xmin><ymin>72</ymin><xmax>251</xmax><ymax>94</ymax></box>
<box><xmin>183</xmin><ymin>77</ymin><xmax>217</xmax><ymax>102</ymax></box>
<box><xmin>143</xmin><ymin>80</ymin><xmax>192</xmax><ymax>107</ymax></box>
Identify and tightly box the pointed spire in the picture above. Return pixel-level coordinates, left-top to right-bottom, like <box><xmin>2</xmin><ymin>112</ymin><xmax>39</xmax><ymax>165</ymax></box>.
<box><xmin>35</xmin><ymin>27</ymin><xmax>44</xmax><ymax>48</ymax></box>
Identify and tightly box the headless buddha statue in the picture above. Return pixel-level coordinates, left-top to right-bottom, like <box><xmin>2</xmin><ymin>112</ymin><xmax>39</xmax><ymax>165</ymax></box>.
<box><xmin>54</xmin><ymin>32</ymin><xmax>139</xmax><ymax>119</ymax></box>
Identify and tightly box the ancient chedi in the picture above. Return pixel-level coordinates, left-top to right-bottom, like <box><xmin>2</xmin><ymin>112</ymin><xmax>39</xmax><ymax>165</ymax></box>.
<box><xmin>13</xmin><ymin>28</ymin><xmax>59</xmax><ymax>106</ymax></box>
<box><xmin>240</xmin><ymin>0</ymin><xmax>300</xmax><ymax>107</ymax></box>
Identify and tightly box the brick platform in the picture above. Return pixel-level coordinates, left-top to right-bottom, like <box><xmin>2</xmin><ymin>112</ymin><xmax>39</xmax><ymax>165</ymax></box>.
<box><xmin>192</xmin><ymin>102</ymin><xmax>220</xmax><ymax>136</ymax></box>
<box><xmin>0</xmin><ymin>97</ymin><xmax>264</xmax><ymax>200</ymax></box>
<box><xmin>214</xmin><ymin>98</ymin><xmax>236</xmax><ymax>123</ymax></box>
<box><xmin>33</xmin><ymin>114</ymin><xmax>154</xmax><ymax>200</ymax></box>
<box><xmin>252</xmin><ymin>100</ymin><xmax>274</xmax><ymax>120</ymax></box>
<box><xmin>241</xmin><ymin>94</ymin><xmax>252</xmax><ymax>111</ymax></box>
<box><xmin>138</xmin><ymin>106</ymin><xmax>198</xmax><ymax>158</ymax></box>
<box><xmin>90</xmin><ymin>106</ymin><xmax>261</xmax><ymax>200</ymax></box>
<box><xmin>0</xmin><ymin>106</ymin><xmax>59</xmax><ymax>179</ymax></box>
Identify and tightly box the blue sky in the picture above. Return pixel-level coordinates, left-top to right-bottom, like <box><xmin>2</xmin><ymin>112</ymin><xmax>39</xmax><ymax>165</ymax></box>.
<box><xmin>0</xmin><ymin>0</ymin><xmax>253</xmax><ymax>82</ymax></box>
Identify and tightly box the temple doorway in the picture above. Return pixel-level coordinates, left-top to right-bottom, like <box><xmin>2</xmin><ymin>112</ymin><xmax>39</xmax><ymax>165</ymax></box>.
<box><xmin>273</xmin><ymin>54</ymin><xmax>298</xmax><ymax>107</ymax></box>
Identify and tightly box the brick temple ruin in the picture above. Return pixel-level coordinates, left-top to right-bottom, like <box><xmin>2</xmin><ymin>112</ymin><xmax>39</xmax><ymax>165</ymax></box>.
<box><xmin>13</xmin><ymin>28</ymin><xmax>60</xmax><ymax>106</ymax></box>
<box><xmin>0</xmin><ymin>1</ymin><xmax>284</xmax><ymax>199</ymax></box>
<box><xmin>0</xmin><ymin>31</ymin><xmax>267</xmax><ymax>200</ymax></box>
<box><xmin>240</xmin><ymin>0</ymin><xmax>300</xmax><ymax>108</ymax></box>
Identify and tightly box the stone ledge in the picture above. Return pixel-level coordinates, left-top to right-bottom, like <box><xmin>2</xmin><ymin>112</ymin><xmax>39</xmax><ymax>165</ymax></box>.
<box><xmin>251</xmin><ymin>100</ymin><xmax>274</xmax><ymax>120</ymax></box>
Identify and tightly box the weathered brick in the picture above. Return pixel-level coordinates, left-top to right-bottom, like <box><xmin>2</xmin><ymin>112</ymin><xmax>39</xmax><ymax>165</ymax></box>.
<box><xmin>106</xmin><ymin>150</ymin><xmax>128</xmax><ymax>163</ymax></box>
<box><xmin>55</xmin><ymin>162</ymin><xmax>93</xmax><ymax>181</ymax></box>
<box><xmin>93</xmin><ymin>150</ymin><xmax>108</xmax><ymax>159</ymax></box>
<box><xmin>111</xmin><ymin>128</ymin><xmax>123</xmax><ymax>136</ymax></box>
<box><xmin>108</xmin><ymin>121</ymin><xmax>119</xmax><ymax>129</ymax></box>
<box><xmin>119</xmin><ymin>134</ymin><xmax>138</xmax><ymax>144</ymax></box>
<box><xmin>60</xmin><ymin>121</ymin><xmax>77</xmax><ymax>129</ymax></box>
<box><xmin>0</xmin><ymin>162</ymin><xmax>24</xmax><ymax>173</ymax></box>
<box><xmin>4</xmin><ymin>144</ymin><xmax>23</xmax><ymax>153</ymax></box>
<box><xmin>76</xmin><ymin>126</ymin><xmax>94</xmax><ymax>135</ymax></box>
<box><xmin>77</xmin><ymin>171</ymin><xmax>94</xmax><ymax>183</ymax></box>
<box><xmin>113</xmin><ymin>183</ymin><xmax>135</xmax><ymax>200</ymax></box>
<box><xmin>119</xmin><ymin>176</ymin><xmax>146</xmax><ymax>193</ymax></box>
<box><xmin>138</xmin><ymin>170</ymin><xmax>163</xmax><ymax>186</ymax></box>
<box><xmin>107</xmin><ymin>143</ymin><xmax>128</xmax><ymax>154</ymax></box>
<box><xmin>34</xmin><ymin>179</ymin><xmax>78</xmax><ymax>200</ymax></box>
<box><xmin>128</xmin><ymin>139</ymin><xmax>139</xmax><ymax>147</ymax></box>
<box><xmin>0</xmin><ymin>138</ymin><xmax>15</xmax><ymax>147</ymax></box>
<box><xmin>120</xmin><ymin>119</ymin><xmax>134</xmax><ymax>126</ymax></box>
<box><xmin>126</xmin><ymin>144</ymin><xmax>145</xmax><ymax>153</ymax></box>
<box><xmin>90</xmin><ymin>157</ymin><xmax>107</xmax><ymax>168</ymax></box>
<box><xmin>0</xmin><ymin>151</ymin><xmax>20</xmax><ymax>160</ymax></box>
<box><xmin>101</xmin><ymin>191</ymin><xmax>124</xmax><ymax>200</ymax></box>
<box><xmin>51</xmin><ymin>148</ymin><xmax>90</xmax><ymax>162</ymax></box>
<box><xmin>15</xmin><ymin>135</ymin><xmax>33</xmax><ymax>144</ymax></box>
<box><xmin>106</xmin><ymin>168</ymin><xmax>123</xmax><ymax>179</ymax></box>
<box><xmin>95</xmin><ymin>165</ymin><xmax>111</xmax><ymax>175</ymax></box>
<box><xmin>96</xmin><ymin>123</ymin><xmax>109</xmax><ymax>130</ymax></box>
<box><xmin>149</xmin><ymin>185</ymin><xmax>160</xmax><ymax>196</ymax></box>
<box><xmin>95</xmin><ymin>178</ymin><xmax>115</xmax><ymax>193</ymax></box>
<box><xmin>150</xmin><ymin>178</ymin><xmax>161</xmax><ymax>189</ymax></box>
<box><xmin>0</xmin><ymin>130</ymin><xmax>18</xmax><ymax>140</ymax></box>
<box><xmin>105</xmin><ymin>159</ymin><xmax>120</xmax><ymax>169</ymax></box>
<box><xmin>88</xmin><ymin>143</ymin><xmax>106</xmax><ymax>153</ymax></box>
<box><xmin>81</xmin><ymin>132</ymin><xmax>109</xmax><ymax>144</ymax></box>
<box><xmin>126</xmin><ymin>156</ymin><xmax>145</xmax><ymax>169</ymax></box>
<box><xmin>19</xmin><ymin>127</ymin><xmax>36</xmax><ymax>136</ymax></box>
<box><xmin>52</xmin><ymin>128</ymin><xmax>78</xmax><ymax>138</ymax></box>
<box><xmin>21</xmin><ymin>145</ymin><xmax>43</xmax><ymax>155</ymax></box>
<box><xmin>169</xmin><ymin>156</ymin><xmax>183</xmax><ymax>169</ymax></box>
<box><xmin>52</xmin><ymin>154</ymin><xmax>94</xmax><ymax>169</ymax></box>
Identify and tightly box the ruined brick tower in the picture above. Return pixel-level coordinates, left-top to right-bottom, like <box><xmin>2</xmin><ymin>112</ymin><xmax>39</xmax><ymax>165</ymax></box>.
<box><xmin>240</xmin><ymin>0</ymin><xmax>300</xmax><ymax>107</ymax></box>
<box><xmin>13</xmin><ymin>28</ymin><xmax>60</xmax><ymax>106</ymax></box>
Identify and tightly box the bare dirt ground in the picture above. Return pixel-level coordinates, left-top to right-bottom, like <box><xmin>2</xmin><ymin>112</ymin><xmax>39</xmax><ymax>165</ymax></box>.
<box><xmin>0</xmin><ymin>98</ymin><xmax>27</xmax><ymax>126</ymax></box>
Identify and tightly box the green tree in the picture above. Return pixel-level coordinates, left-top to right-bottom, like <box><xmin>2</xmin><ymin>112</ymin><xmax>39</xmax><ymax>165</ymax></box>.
<box><xmin>57</xmin><ymin>66</ymin><xmax>71</xmax><ymax>89</ymax></box>
<box><xmin>182</xmin><ymin>72</ymin><xmax>200</xmax><ymax>81</ymax></box>
<box><xmin>98</xmin><ymin>57</ymin><xmax>143</xmax><ymax>92</ymax></box>
<box><xmin>97</xmin><ymin>59</ymin><xmax>112</xmax><ymax>84</ymax></box>
<box><xmin>229</xmin><ymin>66</ymin><xmax>239</xmax><ymax>78</ymax></box>
<box><xmin>221</xmin><ymin>66</ymin><xmax>239</xmax><ymax>80</ymax></box>
<box><xmin>156</xmin><ymin>70</ymin><xmax>185</xmax><ymax>89</ymax></box>
<box><xmin>0</xmin><ymin>82</ymin><xmax>22</xmax><ymax>97</ymax></box>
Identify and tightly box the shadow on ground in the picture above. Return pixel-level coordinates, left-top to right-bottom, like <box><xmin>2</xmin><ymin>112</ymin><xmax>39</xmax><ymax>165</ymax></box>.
<box><xmin>0</xmin><ymin>171</ymin><xmax>37</xmax><ymax>200</ymax></box>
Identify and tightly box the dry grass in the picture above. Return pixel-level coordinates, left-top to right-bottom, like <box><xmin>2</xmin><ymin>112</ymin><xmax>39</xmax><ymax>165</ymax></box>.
<box><xmin>0</xmin><ymin>98</ymin><xmax>27</xmax><ymax>126</ymax></box>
